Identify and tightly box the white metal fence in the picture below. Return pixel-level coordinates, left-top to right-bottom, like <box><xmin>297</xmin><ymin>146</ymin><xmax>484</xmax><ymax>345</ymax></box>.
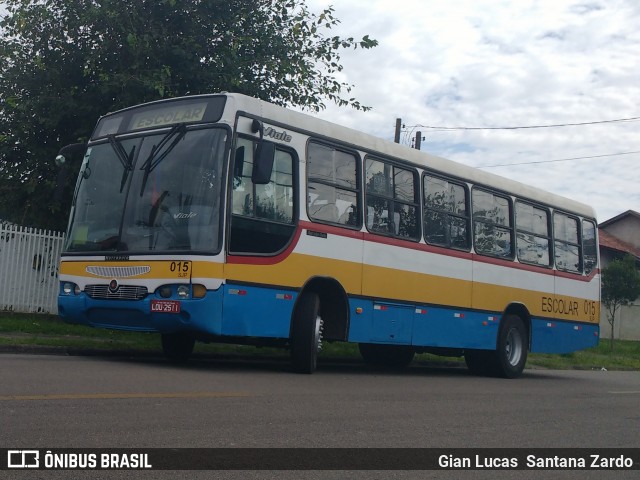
<box><xmin>0</xmin><ymin>224</ymin><xmax>65</xmax><ymax>314</ymax></box>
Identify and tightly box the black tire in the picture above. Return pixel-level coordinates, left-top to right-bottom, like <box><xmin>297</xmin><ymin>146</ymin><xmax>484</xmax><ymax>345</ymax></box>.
<box><xmin>464</xmin><ymin>349</ymin><xmax>493</xmax><ymax>376</ymax></box>
<box><xmin>161</xmin><ymin>332</ymin><xmax>195</xmax><ymax>363</ymax></box>
<box><xmin>290</xmin><ymin>292</ymin><xmax>323</xmax><ymax>374</ymax></box>
<box><xmin>494</xmin><ymin>315</ymin><xmax>528</xmax><ymax>378</ymax></box>
<box><xmin>465</xmin><ymin>315</ymin><xmax>528</xmax><ymax>378</ymax></box>
<box><xmin>359</xmin><ymin>343</ymin><xmax>415</xmax><ymax>369</ymax></box>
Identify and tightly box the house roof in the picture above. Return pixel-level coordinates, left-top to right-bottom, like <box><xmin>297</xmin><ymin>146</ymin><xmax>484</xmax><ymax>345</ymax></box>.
<box><xmin>599</xmin><ymin>229</ymin><xmax>640</xmax><ymax>258</ymax></box>
<box><xmin>599</xmin><ymin>210</ymin><xmax>640</xmax><ymax>229</ymax></box>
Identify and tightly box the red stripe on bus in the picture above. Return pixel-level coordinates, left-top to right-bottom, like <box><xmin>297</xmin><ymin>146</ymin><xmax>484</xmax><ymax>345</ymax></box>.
<box><xmin>229</xmin><ymin>220</ymin><xmax>600</xmax><ymax>282</ymax></box>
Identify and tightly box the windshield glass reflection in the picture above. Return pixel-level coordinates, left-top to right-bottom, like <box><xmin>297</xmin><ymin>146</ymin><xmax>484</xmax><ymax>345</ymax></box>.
<box><xmin>65</xmin><ymin>127</ymin><xmax>226</xmax><ymax>253</ymax></box>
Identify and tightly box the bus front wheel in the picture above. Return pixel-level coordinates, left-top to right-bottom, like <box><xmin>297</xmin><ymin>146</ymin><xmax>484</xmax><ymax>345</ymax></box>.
<box><xmin>290</xmin><ymin>292</ymin><xmax>323</xmax><ymax>374</ymax></box>
<box><xmin>161</xmin><ymin>332</ymin><xmax>195</xmax><ymax>363</ymax></box>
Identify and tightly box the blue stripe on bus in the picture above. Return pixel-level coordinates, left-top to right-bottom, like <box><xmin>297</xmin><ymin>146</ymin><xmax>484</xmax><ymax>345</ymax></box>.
<box><xmin>348</xmin><ymin>299</ymin><xmax>599</xmax><ymax>353</ymax></box>
<box><xmin>60</xmin><ymin>282</ymin><xmax>599</xmax><ymax>353</ymax></box>
<box><xmin>530</xmin><ymin>318</ymin><xmax>599</xmax><ymax>353</ymax></box>
<box><xmin>221</xmin><ymin>284</ymin><xmax>297</xmax><ymax>338</ymax></box>
<box><xmin>348</xmin><ymin>300</ymin><xmax>499</xmax><ymax>349</ymax></box>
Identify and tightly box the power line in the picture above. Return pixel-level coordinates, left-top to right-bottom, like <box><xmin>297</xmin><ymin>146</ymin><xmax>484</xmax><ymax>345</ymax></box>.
<box><xmin>478</xmin><ymin>150</ymin><xmax>640</xmax><ymax>168</ymax></box>
<box><xmin>406</xmin><ymin>116</ymin><xmax>640</xmax><ymax>131</ymax></box>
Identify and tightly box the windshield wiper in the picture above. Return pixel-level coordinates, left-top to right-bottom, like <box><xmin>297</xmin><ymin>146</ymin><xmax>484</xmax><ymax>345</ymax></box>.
<box><xmin>139</xmin><ymin>123</ymin><xmax>187</xmax><ymax>196</ymax></box>
<box><xmin>107</xmin><ymin>135</ymin><xmax>136</xmax><ymax>192</ymax></box>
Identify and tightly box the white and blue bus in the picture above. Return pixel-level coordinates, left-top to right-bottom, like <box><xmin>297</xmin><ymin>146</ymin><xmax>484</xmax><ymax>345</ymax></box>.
<box><xmin>57</xmin><ymin>93</ymin><xmax>600</xmax><ymax>377</ymax></box>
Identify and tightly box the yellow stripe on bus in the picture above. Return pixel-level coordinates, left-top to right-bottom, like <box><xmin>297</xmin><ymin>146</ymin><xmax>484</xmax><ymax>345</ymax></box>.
<box><xmin>60</xmin><ymin>255</ymin><xmax>599</xmax><ymax>324</ymax></box>
<box><xmin>362</xmin><ymin>264</ymin><xmax>472</xmax><ymax>308</ymax></box>
<box><xmin>60</xmin><ymin>260</ymin><xmax>223</xmax><ymax>280</ymax></box>
<box><xmin>224</xmin><ymin>254</ymin><xmax>363</xmax><ymax>294</ymax></box>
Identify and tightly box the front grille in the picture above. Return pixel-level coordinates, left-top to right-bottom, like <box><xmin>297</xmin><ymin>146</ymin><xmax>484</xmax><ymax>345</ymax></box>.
<box><xmin>84</xmin><ymin>284</ymin><xmax>148</xmax><ymax>301</ymax></box>
<box><xmin>86</xmin><ymin>266</ymin><xmax>151</xmax><ymax>278</ymax></box>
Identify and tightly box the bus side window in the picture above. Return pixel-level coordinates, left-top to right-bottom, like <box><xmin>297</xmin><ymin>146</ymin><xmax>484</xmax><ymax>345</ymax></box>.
<box><xmin>307</xmin><ymin>142</ymin><xmax>360</xmax><ymax>228</ymax></box>
<box><xmin>423</xmin><ymin>174</ymin><xmax>470</xmax><ymax>250</ymax></box>
<box><xmin>365</xmin><ymin>157</ymin><xmax>420</xmax><ymax>240</ymax></box>
<box><xmin>554</xmin><ymin>212</ymin><xmax>581</xmax><ymax>273</ymax></box>
<box><xmin>582</xmin><ymin>219</ymin><xmax>597</xmax><ymax>274</ymax></box>
<box><xmin>472</xmin><ymin>188</ymin><xmax>514</xmax><ymax>258</ymax></box>
<box><xmin>515</xmin><ymin>201</ymin><xmax>551</xmax><ymax>267</ymax></box>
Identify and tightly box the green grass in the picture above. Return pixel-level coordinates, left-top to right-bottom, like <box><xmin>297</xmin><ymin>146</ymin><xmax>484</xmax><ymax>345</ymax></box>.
<box><xmin>1</xmin><ymin>312</ymin><xmax>638</xmax><ymax>370</ymax></box>
<box><xmin>527</xmin><ymin>340</ymin><xmax>640</xmax><ymax>371</ymax></box>
<box><xmin>0</xmin><ymin>313</ymin><xmax>161</xmax><ymax>351</ymax></box>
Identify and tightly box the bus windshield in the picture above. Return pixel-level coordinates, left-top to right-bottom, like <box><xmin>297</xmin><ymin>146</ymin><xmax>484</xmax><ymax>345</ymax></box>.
<box><xmin>65</xmin><ymin>127</ymin><xmax>227</xmax><ymax>254</ymax></box>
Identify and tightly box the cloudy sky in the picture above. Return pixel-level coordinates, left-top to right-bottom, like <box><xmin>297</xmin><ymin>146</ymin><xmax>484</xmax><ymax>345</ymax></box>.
<box><xmin>304</xmin><ymin>0</ymin><xmax>640</xmax><ymax>222</ymax></box>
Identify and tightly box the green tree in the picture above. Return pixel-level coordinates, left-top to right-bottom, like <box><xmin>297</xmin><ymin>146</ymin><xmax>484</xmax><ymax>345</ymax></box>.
<box><xmin>0</xmin><ymin>0</ymin><xmax>377</xmax><ymax>230</ymax></box>
<box><xmin>601</xmin><ymin>254</ymin><xmax>640</xmax><ymax>350</ymax></box>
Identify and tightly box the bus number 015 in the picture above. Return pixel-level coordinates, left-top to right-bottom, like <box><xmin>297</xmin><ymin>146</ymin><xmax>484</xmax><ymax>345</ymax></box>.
<box><xmin>170</xmin><ymin>261</ymin><xmax>190</xmax><ymax>278</ymax></box>
<box><xmin>583</xmin><ymin>300</ymin><xmax>597</xmax><ymax>321</ymax></box>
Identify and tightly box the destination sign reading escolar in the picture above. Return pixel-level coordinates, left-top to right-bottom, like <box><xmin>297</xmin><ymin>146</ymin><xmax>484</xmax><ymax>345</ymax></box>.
<box><xmin>130</xmin><ymin>103</ymin><xmax>208</xmax><ymax>130</ymax></box>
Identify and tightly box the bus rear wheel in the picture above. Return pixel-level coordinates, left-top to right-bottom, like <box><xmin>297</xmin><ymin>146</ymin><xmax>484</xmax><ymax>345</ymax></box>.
<box><xmin>290</xmin><ymin>292</ymin><xmax>323</xmax><ymax>374</ymax></box>
<box><xmin>161</xmin><ymin>332</ymin><xmax>195</xmax><ymax>363</ymax></box>
<box><xmin>464</xmin><ymin>315</ymin><xmax>528</xmax><ymax>378</ymax></box>
<box><xmin>359</xmin><ymin>343</ymin><xmax>415</xmax><ymax>369</ymax></box>
<box><xmin>495</xmin><ymin>314</ymin><xmax>528</xmax><ymax>378</ymax></box>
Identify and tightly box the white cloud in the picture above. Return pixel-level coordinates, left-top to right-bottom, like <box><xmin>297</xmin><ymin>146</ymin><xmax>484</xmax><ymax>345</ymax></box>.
<box><xmin>304</xmin><ymin>0</ymin><xmax>640</xmax><ymax>221</ymax></box>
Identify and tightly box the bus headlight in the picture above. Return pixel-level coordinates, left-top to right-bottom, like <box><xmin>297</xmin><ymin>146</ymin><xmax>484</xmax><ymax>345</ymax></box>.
<box><xmin>177</xmin><ymin>285</ymin><xmax>190</xmax><ymax>299</ymax></box>
<box><xmin>63</xmin><ymin>283</ymin><xmax>80</xmax><ymax>295</ymax></box>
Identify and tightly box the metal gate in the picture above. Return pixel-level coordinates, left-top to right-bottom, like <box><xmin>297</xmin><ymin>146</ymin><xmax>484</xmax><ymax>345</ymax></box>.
<box><xmin>0</xmin><ymin>224</ymin><xmax>65</xmax><ymax>314</ymax></box>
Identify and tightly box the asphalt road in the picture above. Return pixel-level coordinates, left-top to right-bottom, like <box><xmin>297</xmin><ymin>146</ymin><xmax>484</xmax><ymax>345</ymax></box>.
<box><xmin>1</xmin><ymin>353</ymin><xmax>639</xmax><ymax>480</ymax></box>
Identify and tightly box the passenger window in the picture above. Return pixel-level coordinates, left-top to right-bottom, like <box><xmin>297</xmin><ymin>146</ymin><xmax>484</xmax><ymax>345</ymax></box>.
<box><xmin>307</xmin><ymin>142</ymin><xmax>360</xmax><ymax>227</ymax></box>
<box><xmin>365</xmin><ymin>158</ymin><xmax>419</xmax><ymax>240</ymax></box>
<box><xmin>423</xmin><ymin>174</ymin><xmax>470</xmax><ymax>250</ymax></box>
<box><xmin>516</xmin><ymin>202</ymin><xmax>551</xmax><ymax>266</ymax></box>
<box><xmin>582</xmin><ymin>220</ymin><xmax>598</xmax><ymax>275</ymax></box>
<box><xmin>473</xmin><ymin>189</ymin><xmax>513</xmax><ymax>258</ymax></box>
<box><xmin>554</xmin><ymin>212</ymin><xmax>581</xmax><ymax>273</ymax></box>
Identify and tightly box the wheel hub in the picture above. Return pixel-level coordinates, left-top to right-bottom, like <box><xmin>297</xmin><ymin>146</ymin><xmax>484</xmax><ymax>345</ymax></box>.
<box><xmin>505</xmin><ymin>328</ymin><xmax>523</xmax><ymax>366</ymax></box>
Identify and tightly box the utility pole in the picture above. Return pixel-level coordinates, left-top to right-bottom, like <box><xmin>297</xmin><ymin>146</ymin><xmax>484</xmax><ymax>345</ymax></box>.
<box><xmin>394</xmin><ymin>118</ymin><xmax>402</xmax><ymax>143</ymax></box>
<box><xmin>414</xmin><ymin>131</ymin><xmax>422</xmax><ymax>150</ymax></box>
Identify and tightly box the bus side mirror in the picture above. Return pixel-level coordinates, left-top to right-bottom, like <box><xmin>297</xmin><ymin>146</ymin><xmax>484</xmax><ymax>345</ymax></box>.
<box><xmin>55</xmin><ymin>142</ymin><xmax>87</xmax><ymax>167</ymax></box>
<box><xmin>251</xmin><ymin>141</ymin><xmax>275</xmax><ymax>185</ymax></box>
<box><xmin>54</xmin><ymin>142</ymin><xmax>87</xmax><ymax>202</ymax></box>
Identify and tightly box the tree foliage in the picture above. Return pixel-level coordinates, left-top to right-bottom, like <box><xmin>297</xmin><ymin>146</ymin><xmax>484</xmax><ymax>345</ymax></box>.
<box><xmin>0</xmin><ymin>0</ymin><xmax>377</xmax><ymax>229</ymax></box>
<box><xmin>601</xmin><ymin>254</ymin><xmax>640</xmax><ymax>349</ymax></box>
